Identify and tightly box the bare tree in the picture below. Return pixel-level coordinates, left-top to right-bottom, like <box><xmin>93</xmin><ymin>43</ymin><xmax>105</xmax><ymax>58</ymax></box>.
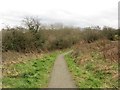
<box><xmin>22</xmin><ymin>17</ymin><xmax>41</xmax><ymax>32</ymax></box>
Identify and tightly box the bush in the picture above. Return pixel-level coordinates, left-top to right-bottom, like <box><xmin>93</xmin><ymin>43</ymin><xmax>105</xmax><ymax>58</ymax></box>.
<box><xmin>2</xmin><ymin>26</ymin><xmax>81</xmax><ymax>52</ymax></box>
<box><xmin>81</xmin><ymin>28</ymin><xmax>101</xmax><ymax>43</ymax></box>
<box><xmin>101</xmin><ymin>27</ymin><xmax>118</xmax><ymax>41</ymax></box>
<box><xmin>2</xmin><ymin>17</ymin><xmax>118</xmax><ymax>52</ymax></box>
<box><xmin>2</xmin><ymin>29</ymin><xmax>26</xmax><ymax>52</ymax></box>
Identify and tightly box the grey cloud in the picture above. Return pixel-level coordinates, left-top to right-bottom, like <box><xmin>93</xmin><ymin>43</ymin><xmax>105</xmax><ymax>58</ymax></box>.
<box><xmin>0</xmin><ymin>8</ymin><xmax>118</xmax><ymax>29</ymax></box>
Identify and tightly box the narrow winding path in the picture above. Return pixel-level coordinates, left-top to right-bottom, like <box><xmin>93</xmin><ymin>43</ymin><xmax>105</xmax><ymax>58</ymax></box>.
<box><xmin>48</xmin><ymin>53</ymin><xmax>76</xmax><ymax>88</ymax></box>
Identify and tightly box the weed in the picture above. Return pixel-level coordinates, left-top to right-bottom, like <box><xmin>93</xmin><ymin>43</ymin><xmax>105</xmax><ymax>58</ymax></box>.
<box><xmin>65</xmin><ymin>53</ymin><xmax>118</xmax><ymax>88</ymax></box>
<box><xmin>3</xmin><ymin>52</ymin><xmax>58</xmax><ymax>88</ymax></box>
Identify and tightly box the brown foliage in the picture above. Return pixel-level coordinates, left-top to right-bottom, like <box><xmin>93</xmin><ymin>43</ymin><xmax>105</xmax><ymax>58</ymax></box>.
<box><xmin>73</xmin><ymin>39</ymin><xmax>118</xmax><ymax>62</ymax></box>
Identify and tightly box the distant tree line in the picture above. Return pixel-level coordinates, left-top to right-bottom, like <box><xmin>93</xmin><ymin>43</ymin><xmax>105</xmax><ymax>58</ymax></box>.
<box><xmin>2</xmin><ymin>17</ymin><xmax>119</xmax><ymax>52</ymax></box>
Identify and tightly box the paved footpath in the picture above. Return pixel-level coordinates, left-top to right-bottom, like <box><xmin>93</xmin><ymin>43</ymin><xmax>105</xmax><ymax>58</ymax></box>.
<box><xmin>48</xmin><ymin>53</ymin><xmax>77</xmax><ymax>88</ymax></box>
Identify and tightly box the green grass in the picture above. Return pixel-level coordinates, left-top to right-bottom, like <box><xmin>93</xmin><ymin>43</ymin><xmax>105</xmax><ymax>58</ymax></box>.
<box><xmin>3</xmin><ymin>51</ymin><xmax>59</xmax><ymax>88</ymax></box>
<box><xmin>65</xmin><ymin>52</ymin><xmax>118</xmax><ymax>88</ymax></box>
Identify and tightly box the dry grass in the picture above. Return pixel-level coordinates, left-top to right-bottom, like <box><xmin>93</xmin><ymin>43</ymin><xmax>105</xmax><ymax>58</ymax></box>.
<box><xmin>2</xmin><ymin>51</ymin><xmax>44</xmax><ymax>65</ymax></box>
<box><xmin>73</xmin><ymin>39</ymin><xmax>118</xmax><ymax>62</ymax></box>
<box><xmin>2</xmin><ymin>51</ymin><xmax>45</xmax><ymax>77</ymax></box>
<box><xmin>70</xmin><ymin>39</ymin><xmax>118</xmax><ymax>88</ymax></box>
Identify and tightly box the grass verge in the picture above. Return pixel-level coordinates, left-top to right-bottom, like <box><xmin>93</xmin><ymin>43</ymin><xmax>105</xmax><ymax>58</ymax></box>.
<box><xmin>65</xmin><ymin>52</ymin><xmax>118</xmax><ymax>88</ymax></box>
<box><xmin>3</xmin><ymin>51</ymin><xmax>59</xmax><ymax>88</ymax></box>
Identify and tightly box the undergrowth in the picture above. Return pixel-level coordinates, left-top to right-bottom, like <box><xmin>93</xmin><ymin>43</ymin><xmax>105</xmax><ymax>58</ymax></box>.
<box><xmin>2</xmin><ymin>52</ymin><xmax>59</xmax><ymax>88</ymax></box>
<box><xmin>65</xmin><ymin>52</ymin><xmax>118</xmax><ymax>88</ymax></box>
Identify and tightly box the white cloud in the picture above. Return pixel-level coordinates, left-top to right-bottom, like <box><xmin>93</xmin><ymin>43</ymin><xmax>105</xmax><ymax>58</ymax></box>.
<box><xmin>0</xmin><ymin>0</ymin><xmax>119</xmax><ymax>29</ymax></box>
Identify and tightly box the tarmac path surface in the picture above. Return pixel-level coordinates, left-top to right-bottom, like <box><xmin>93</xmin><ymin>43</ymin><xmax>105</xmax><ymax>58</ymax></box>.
<box><xmin>48</xmin><ymin>52</ymin><xmax>77</xmax><ymax>88</ymax></box>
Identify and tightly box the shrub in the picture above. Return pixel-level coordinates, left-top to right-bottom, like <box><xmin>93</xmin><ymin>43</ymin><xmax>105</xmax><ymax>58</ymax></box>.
<box><xmin>2</xmin><ymin>29</ymin><xmax>26</xmax><ymax>52</ymax></box>
<box><xmin>2</xmin><ymin>17</ymin><xmax>118</xmax><ymax>53</ymax></box>
<box><xmin>101</xmin><ymin>27</ymin><xmax>118</xmax><ymax>41</ymax></box>
<box><xmin>2</xmin><ymin>26</ymin><xmax>81</xmax><ymax>52</ymax></box>
<box><xmin>81</xmin><ymin>28</ymin><xmax>100</xmax><ymax>43</ymax></box>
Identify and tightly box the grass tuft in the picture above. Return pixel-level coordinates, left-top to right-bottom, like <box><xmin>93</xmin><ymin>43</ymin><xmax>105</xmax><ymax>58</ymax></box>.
<box><xmin>65</xmin><ymin>53</ymin><xmax>118</xmax><ymax>88</ymax></box>
<box><xmin>3</xmin><ymin>52</ymin><xmax>59</xmax><ymax>88</ymax></box>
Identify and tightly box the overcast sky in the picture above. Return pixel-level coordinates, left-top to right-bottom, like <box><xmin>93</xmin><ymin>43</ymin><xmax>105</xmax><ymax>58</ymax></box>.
<box><xmin>0</xmin><ymin>0</ymin><xmax>119</xmax><ymax>29</ymax></box>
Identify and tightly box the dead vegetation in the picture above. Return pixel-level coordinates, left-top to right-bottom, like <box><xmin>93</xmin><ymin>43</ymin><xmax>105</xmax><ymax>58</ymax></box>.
<box><xmin>2</xmin><ymin>17</ymin><xmax>119</xmax><ymax>76</ymax></box>
<box><xmin>71</xmin><ymin>39</ymin><xmax>118</xmax><ymax>87</ymax></box>
<box><xmin>2</xmin><ymin>51</ymin><xmax>43</xmax><ymax>65</ymax></box>
<box><xmin>73</xmin><ymin>39</ymin><xmax>118</xmax><ymax>62</ymax></box>
<box><xmin>2</xmin><ymin>17</ymin><xmax>119</xmax><ymax>88</ymax></box>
